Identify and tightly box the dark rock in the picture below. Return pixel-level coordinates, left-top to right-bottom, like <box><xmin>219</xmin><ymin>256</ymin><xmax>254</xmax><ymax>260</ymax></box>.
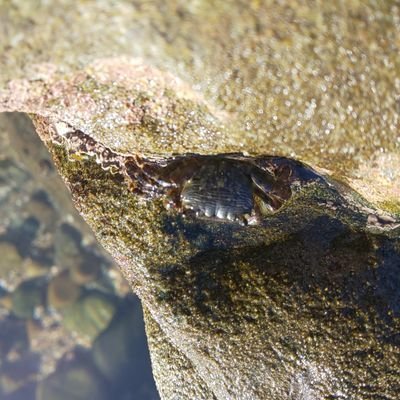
<box><xmin>11</xmin><ymin>277</ymin><xmax>47</xmax><ymax>319</ymax></box>
<box><xmin>0</xmin><ymin>352</ymin><xmax>40</xmax><ymax>395</ymax></box>
<box><xmin>0</xmin><ymin>241</ymin><xmax>23</xmax><ymax>279</ymax></box>
<box><xmin>36</xmin><ymin>349</ymin><xmax>108</xmax><ymax>400</ymax></box>
<box><xmin>0</xmin><ymin>316</ymin><xmax>28</xmax><ymax>359</ymax></box>
<box><xmin>1</xmin><ymin>381</ymin><xmax>37</xmax><ymax>400</ymax></box>
<box><xmin>92</xmin><ymin>296</ymin><xmax>158</xmax><ymax>399</ymax></box>
<box><xmin>47</xmin><ymin>269</ymin><xmax>81</xmax><ymax>309</ymax></box>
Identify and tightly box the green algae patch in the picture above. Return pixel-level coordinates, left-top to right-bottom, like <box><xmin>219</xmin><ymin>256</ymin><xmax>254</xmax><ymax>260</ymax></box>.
<box><xmin>379</xmin><ymin>200</ymin><xmax>400</xmax><ymax>216</ymax></box>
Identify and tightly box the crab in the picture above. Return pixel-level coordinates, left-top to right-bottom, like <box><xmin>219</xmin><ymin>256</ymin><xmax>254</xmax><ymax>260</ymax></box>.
<box><xmin>52</xmin><ymin>123</ymin><xmax>320</xmax><ymax>225</ymax></box>
<box><xmin>123</xmin><ymin>154</ymin><xmax>294</xmax><ymax>224</ymax></box>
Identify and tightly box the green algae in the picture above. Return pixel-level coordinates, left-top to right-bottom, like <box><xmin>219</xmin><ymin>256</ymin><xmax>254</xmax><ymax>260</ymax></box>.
<box><xmin>379</xmin><ymin>200</ymin><xmax>400</xmax><ymax>216</ymax></box>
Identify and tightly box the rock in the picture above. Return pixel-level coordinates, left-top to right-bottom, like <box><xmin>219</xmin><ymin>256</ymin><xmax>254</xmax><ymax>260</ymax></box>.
<box><xmin>0</xmin><ymin>1</ymin><xmax>399</xmax><ymax>398</ymax></box>
<box><xmin>36</xmin><ymin>350</ymin><xmax>108</xmax><ymax>400</ymax></box>
<box><xmin>0</xmin><ymin>316</ymin><xmax>28</xmax><ymax>359</ymax></box>
<box><xmin>22</xmin><ymin>258</ymin><xmax>50</xmax><ymax>278</ymax></box>
<box><xmin>1</xmin><ymin>112</ymin><xmax>155</xmax><ymax>398</ymax></box>
<box><xmin>1</xmin><ymin>72</ymin><xmax>396</xmax><ymax>397</ymax></box>
<box><xmin>7</xmin><ymin>217</ymin><xmax>41</xmax><ymax>259</ymax></box>
<box><xmin>0</xmin><ymin>284</ymin><xmax>8</xmax><ymax>300</ymax></box>
<box><xmin>25</xmin><ymin>318</ymin><xmax>43</xmax><ymax>348</ymax></box>
<box><xmin>54</xmin><ymin>224</ymin><xmax>83</xmax><ymax>272</ymax></box>
<box><xmin>28</xmin><ymin>113</ymin><xmax>398</xmax><ymax>399</ymax></box>
<box><xmin>91</xmin><ymin>296</ymin><xmax>158</xmax><ymax>398</ymax></box>
<box><xmin>54</xmin><ymin>223</ymin><xmax>101</xmax><ymax>284</ymax></box>
<box><xmin>47</xmin><ymin>269</ymin><xmax>81</xmax><ymax>309</ymax></box>
<box><xmin>1</xmin><ymin>381</ymin><xmax>36</xmax><ymax>400</ymax></box>
<box><xmin>0</xmin><ymin>159</ymin><xmax>29</xmax><ymax>206</ymax></box>
<box><xmin>145</xmin><ymin>309</ymin><xmax>214</xmax><ymax>400</ymax></box>
<box><xmin>0</xmin><ymin>293</ymin><xmax>13</xmax><ymax>311</ymax></box>
<box><xmin>22</xmin><ymin>190</ymin><xmax>57</xmax><ymax>233</ymax></box>
<box><xmin>0</xmin><ymin>352</ymin><xmax>40</xmax><ymax>395</ymax></box>
<box><xmin>1</xmin><ymin>2</ymin><xmax>399</xmax><ymax>212</ymax></box>
<box><xmin>69</xmin><ymin>252</ymin><xmax>101</xmax><ymax>285</ymax></box>
<box><xmin>0</xmin><ymin>242</ymin><xmax>23</xmax><ymax>279</ymax></box>
<box><xmin>61</xmin><ymin>290</ymin><xmax>117</xmax><ymax>343</ymax></box>
<box><xmin>11</xmin><ymin>277</ymin><xmax>47</xmax><ymax>319</ymax></box>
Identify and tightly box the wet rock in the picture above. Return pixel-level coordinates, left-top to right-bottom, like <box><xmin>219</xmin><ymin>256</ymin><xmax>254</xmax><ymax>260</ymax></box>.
<box><xmin>36</xmin><ymin>350</ymin><xmax>108</xmax><ymax>400</ymax></box>
<box><xmin>0</xmin><ymin>293</ymin><xmax>12</xmax><ymax>311</ymax></box>
<box><xmin>21</xmin><ymin>190</ymin><xmax>57</xmax><ymax>233</ymax></box>
<box><xmin>47</xmin><ymin>269</ymin><xmax>81</xmax><ymax>309</ymax></box>
<box><xmin>145</xmin><ymin>310</ymin><xmax>214</xmax><ymax>400</ymax></box>
<box><xmin>54</xmin><ymin>224</ymin><xmax>83</xmax><ymax>272</ymax></box>
<box><xmin>27</xmin><ymin>116</ymin><xmax>397</xmax><ymax>399</ymax></box>
<box><xmin>0</xmin><ymin>316</ymin><xmax>28</xmax><ymax>360</ymax></box>
<box><xmin>0</xmin><ymin>284</ymin><xmax>8</xmax><ymax>300</ymax></box>
<box><xmin>0</xmin><ymin>159</ymin><xmax>29</xmax><ymax>206</ymax></box>
<box><xmin>25</xmin><ymin>319</ymin><xmax>43</xmax><ymax>349</ymax></box>
<box><xmin>22</xmin><ymin>258</ymin><xmax>50</xmax><ymax>278</ymax></box>
<box><xmin>0</xmin><ymin>112</ymin><xmax>92</xmax><ymax>238</ymax></box>
<box><xmin>61</xmin><ymin>290</ymin><xmax>117</xmax><ymax>343</ymax></box>
<box><xmin>1</xmin><ymin>2</ymin><xmax>400</xmax><ymax>212</ymax></box>
<box><xmin>1</xmin><ymin>381</ymin><xmax>36</xmax><ymax>400</ymax></box>
<box><xmin>6</xmin><ymin>217</ymin><xmax>41</xmax><ymax>260</ymax></box>
<box><xmin>0</xmin><ymin>352</ymin><xmax>40</xmax><ymax>395</ymax></box>
<box><xmin>0</xmin><ymin>242</ymin><xmax>22</xmax><ymax>279</ymax></box>
<box><xmin>0</xmin><ymin>71</ymin><xmax>394</xmax><ymax>397</ymax></box>
<box><xmin>92</xmin><ymin>296</ymin><xmax>158</xmax><ymax>399</ymax></box>
<box><xmin>54</xmin><ymin>224</ymin><xmax>101</xmax><ymax>284</ymax></box>
<box><xmin>11</xmin><ymin>277</ymin><xmax>47</xmax><ymax>319</ymax></box>
<box><xmin>0</xmin><ymin>1</ymin><xmax>399</xmax><ymax>398</ymax></box>
<box><xmin>1</xmin><ymin>112</ymin><xmax>156</xmax><ymax>395</ymax></box>
<box><xmin>70</xmin><ymin>252</ymin><xmax>101</xmax><ymax>285</ymax></box>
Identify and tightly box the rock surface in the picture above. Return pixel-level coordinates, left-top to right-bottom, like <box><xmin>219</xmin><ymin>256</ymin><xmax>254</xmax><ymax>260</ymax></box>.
<box><xmin>1</xmin><ymin>1</ymin><xmax>399</xmax><ymax>399</ymax></box>
<box><xmin>40</xmin><ymin>127</ymin><xmax>399</xmax><ymax>399</ymax></box>
<box><xmin>1</xmin><ymin>0</ymin><xmax>399</xmax><ymax>212</ymax></box>
<box><xmin>3</xmin><ymin>86</ymin><xmax>395</xmax><ymax>399</ymax></box>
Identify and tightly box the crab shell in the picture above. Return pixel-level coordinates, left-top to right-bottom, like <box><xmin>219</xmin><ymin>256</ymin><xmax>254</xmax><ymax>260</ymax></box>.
<box><xmin>180</xmin><ymin>159</ymin><xmax>280</xmax><ymax>222</ymax></box>
<box><xmin>150</xmin><ymin>156</ymin><xmax>297</xmax><ymax>224</ymax></box>
<box><xmin>53</xmin><ymin>122</ymin><xmax>322</xmax><ymax>224</ymax></box>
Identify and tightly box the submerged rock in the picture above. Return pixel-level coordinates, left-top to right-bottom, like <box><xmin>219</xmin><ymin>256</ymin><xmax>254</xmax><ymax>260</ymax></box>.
<box><xmin>11</xmin><ymin>277</ymin><xmax>47</xmax><ymax>320</ymax></box>
<box><xmin>47</xmin><ymin>269</ymin><xmax>81</xmax><ymax>310</ymax></box>
<box><xmin>36</xmin><ymin>350</ymin><xmax>108</xmax><ymax>400</ymax></box>
<box><xmin>0</xmin><ymin>242</ymin><xmax>23</xmax><ymax>280</ymax></box>
<box><xmin>61</xmin><ymin>290</ymin><xmax>117</xmax><ymax>343</ymax></box>
<box><xmin>92</xmin><ymin>297</ymin><xmax>157</xmax><ymax>399</ymax></box>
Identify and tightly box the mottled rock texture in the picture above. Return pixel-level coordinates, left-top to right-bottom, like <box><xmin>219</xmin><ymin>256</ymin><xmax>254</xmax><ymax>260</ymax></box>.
<box><xmin>1</xmin><ymin>1</ymin><xmax>399</xmax><ymax>399</ymax></box>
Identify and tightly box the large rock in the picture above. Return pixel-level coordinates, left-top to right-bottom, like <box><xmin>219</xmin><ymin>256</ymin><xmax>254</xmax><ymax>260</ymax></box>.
<box><xmin>37</xmin><ymin>134</ymin><xmax>398</xmax><ymax>399</ymax></box>
<box><xmin>1</xmin><ymin>1</ymin><xmax>399</xmax><ymax>399</ymax></box>
<box><xmin>0</xmin><ymin>108</ymin><xmax>395</xmax><ymax>399</ymax></box>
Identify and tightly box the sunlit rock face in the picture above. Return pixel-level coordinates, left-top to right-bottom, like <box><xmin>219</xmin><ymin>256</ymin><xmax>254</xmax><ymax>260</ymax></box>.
<box><xmin>1</xmin><ymin>1</ymin><xmax>399</xmax><ymax>212</ymax></box>
<box><xmin>1</xmin><ymin>1</ymin><xmax>399</xmax><ymax>399</ymax></box>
